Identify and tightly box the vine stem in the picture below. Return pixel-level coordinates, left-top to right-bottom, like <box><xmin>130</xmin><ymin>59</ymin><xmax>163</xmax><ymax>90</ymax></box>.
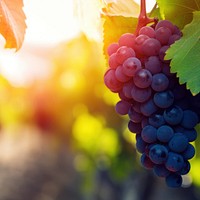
<box><xmin>135</xmin><ymin>0</ymin><xmax>156</xmax><ymax>35</ymax></box>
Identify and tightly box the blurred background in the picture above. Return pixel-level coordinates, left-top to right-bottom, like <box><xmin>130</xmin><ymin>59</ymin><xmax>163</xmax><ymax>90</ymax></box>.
<box><xmin>0</xmin><ymin>0</ymin><xmax>200</xmax><ymax>200</ymax></box>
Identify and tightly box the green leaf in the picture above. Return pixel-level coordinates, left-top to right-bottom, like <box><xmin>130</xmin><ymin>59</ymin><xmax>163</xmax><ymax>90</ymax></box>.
<box><xmin>157</xmin><ymin>0</ymin><xmax>200</xmax><ymax>29</ymax></box>
<box><xmin>102</xmin><ymin>16</ymin><xmax>137</xmax><ymax>61</ymax></box>
<box><xmin>165</xmin><ymin>11</ymin><xmax>200</xmax><ymax>95</ymax></box>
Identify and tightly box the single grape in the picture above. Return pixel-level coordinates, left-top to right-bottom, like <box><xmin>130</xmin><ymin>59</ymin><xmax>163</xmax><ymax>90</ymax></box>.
<box><xmin>134</xmin><ymin>34</ymin><xmax>149</xmax><ymax>55</ymax></box>
<box><xmin>131</xmin><ymin>85</ymin><xmax>152</xmax><ymax>103</ymax></box>
<box><xmin>115</xmin><ymin>100</ymin><xmax>131</xmax><ymax>115</ymax></box>
<box><xmin>182</xmin><ymin>128</ymin><xmax>197</xmax><ymax>142</ymax></box>
<box><xmin>155</xmin><ymin>20</ymin><xmax>175</xmax><ymax>33</ymax></box>
<box><xmin>168</xmin><ymin>133</ymin><xmax>188</xmax><ymax>153</ymax></box>
<box><xmin>165</xmin><ymin>152</ymin><xmax>184</xmax><ymax>172</ymax></box>
<box><xmin>140</xmin><ymin>99</ymin><xmax>158</xmax><ymax>117</ymax></box>
<box><xmin>181</xmin><ymin>110</ymin><xmax>199</xmax><ymax>129</ymax></box>
<box><xmin>133</xmin><ymin>69</ymin><xmax>153</xmax><ymax>88</ymax></box>
<box><xmin>182</xmin><ymin>143</ymin><xmax>195</xmax><ymax>160</ymax></box>
<box><xmin>178</xmin><ymin>161</ymin><xmax>191</xmax><ymax>175</ymax></box>
<box><xmin>108</xmin><ymin>53</ymin><xmax>119</xmax><ymax>69</ymax></box>
<box><xmin>151</xmin><ymin>73</ymin><xmax>169</xmax><ymax>92</ymax></box>
<box><xmin>118</xmin><ymin>33</ymin><xmax>135</xmax><ymax>48</ymax></box>
<box><xmin>149</xmin><ymin>144</ymin><xmax>168</xmax><ymax>164</ymax></box>
<box><xmin>144</xmin><ymin>56</ymin><xmax>162</xmax><ymax>74</ymax></box>
<box><xmin>104</xmin><ymin>69</ymin><xmax>122</xmax><ymax>92</ymax></box>
<box><xmin>139</xmin><ymin>26</ymin><xmax>155</xmax><ymax>38</ymax></box>
<box><xmin>149</xmin><ymin>114</ymin><xmax>165</xmax><ymax>128</ymax></box>
<box><xmin>163</xmin><ymin>106</ymin><xmax>183</xmax><ymax>125</ymax></box>
<box><xmin>157</xmin><ymin>125</ymin><xmax>174</xmax><ymax>143</ymax></box>
<box><xmin>155</xmin><ymin>27</ymin><xmax>172</xmax><ymax>45</ymax></box>
<box><xmin>141</xmin><ymin>125</ymin><xmax>157</xmax><ymax>143</ymax></box>
<box><xmin>141</xmin><ymin>38</ymin><xmax>161</xmax><ymax>57</ymax></box>
<box><xmin>153</xmin><ymin>90</ymin><xmax>174</xmax><ymax>108</ymax></box>
<box><xmin>165</xmin><ymin>173</ymin><xmax>182</xmax><ymax>188</ymax></box>
<box><xmin>115</xmin><ymin>65</ymin><xmax>131</xmax><ymax>82</ymax></box>
<box><xmin>122</xmin><ymin>57</ymin><xmax>142</xmax><ymax>77</ymax></box>
<box><xmin>128</xmin><ymin>120</ymin><xmax>142</xmax><ymax>134</ymax></box>
<box><xmin>116</xmin><ymin>46</ymin><xmax>136</xmax><ymax>64</ymax></box>
<box><xmin>107</xmin><ymin>43</ymin><xmax>119</xmax><ymax>56</ymax></box>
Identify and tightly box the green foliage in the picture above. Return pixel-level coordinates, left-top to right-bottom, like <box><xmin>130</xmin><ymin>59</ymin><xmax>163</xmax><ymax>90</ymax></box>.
<box><xmin>165</xmin><ymin>11</ymin><xmax>200</xmax><ymax>94</ymax></box>
<box><xmin>157</xmin><ymin>0</ymin><xmax>200</xmax><ymax>29</ymax></box>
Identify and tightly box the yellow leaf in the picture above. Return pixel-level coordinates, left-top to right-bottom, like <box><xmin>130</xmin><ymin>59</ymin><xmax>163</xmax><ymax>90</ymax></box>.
<box><xmin>0</xmin><ymin>0</ymin><xmax>27</xmax><ymax>50</ymax></box>
<box><xmin>101</xmin><ymin>0</ymin><xmax>140</xmax><ymax>17</ymax></box>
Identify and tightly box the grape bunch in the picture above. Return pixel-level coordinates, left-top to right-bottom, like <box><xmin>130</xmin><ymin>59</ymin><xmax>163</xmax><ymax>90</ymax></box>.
<box><xmin>104</xmin><ymin>20</ymin><xmax>200</xmax><ymax>188</ymax></box>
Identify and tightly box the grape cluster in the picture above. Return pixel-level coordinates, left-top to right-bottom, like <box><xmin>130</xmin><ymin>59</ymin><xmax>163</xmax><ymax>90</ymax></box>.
<box><xmin>104</xmin><ymin>20</ymin><xmax>200</xmax><ymax>188</ymax></box>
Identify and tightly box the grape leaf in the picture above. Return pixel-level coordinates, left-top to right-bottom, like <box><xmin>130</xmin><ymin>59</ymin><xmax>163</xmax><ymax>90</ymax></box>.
<box><xmin>165</xmin><ymin>11</ymin><xmax>200</xmax><ymax>95</ymax></box>
<box><xmin>0</xmin><ymin>0</ymin><xmax>27</xmax><ymax>50</ymax></box>
<box><xmin>101</xmin><ymin>0</ymin><xmax>139</xmax><ymax>17</ymax></box>
<box><xmin>157</xmin><ymin>0</ymin><xmax>200</xmax><ymax>29</ymax></box>
<box><xmin>103</xmin><ymin>16</ymin><xmax>137</xmax><ymax>61</ymax></box>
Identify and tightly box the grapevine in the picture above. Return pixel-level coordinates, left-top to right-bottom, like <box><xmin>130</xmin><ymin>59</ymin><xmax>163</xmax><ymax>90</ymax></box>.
<box><xmin>103</xmin><ymin>0</ymin><xmax>200</xmax><ymax>188</ymax></box>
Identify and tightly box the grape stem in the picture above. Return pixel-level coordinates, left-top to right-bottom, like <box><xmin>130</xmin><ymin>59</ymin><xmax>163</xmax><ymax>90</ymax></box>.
<box><xmin>135</xmin><ymin>0</ymin><xmax>157</xmax><ymax>35</ymax></box>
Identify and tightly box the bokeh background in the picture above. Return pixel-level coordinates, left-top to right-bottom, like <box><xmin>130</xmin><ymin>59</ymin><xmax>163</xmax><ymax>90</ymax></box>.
<box><xmin>0</xmin><ymin>0</ymin><xmax>200</xmax><ymax>200</ymax></box>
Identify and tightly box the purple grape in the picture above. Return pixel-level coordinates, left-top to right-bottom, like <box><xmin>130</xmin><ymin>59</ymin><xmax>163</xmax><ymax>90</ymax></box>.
<box><xmin>122</xmin><ymin>57</ymin><xmax>142</xmax><ymax>77</ymax></box>
<box><xmin>128</xmin><ymin>120</ymin><xmax>142</xmax><ymax>134</ymax></box>
<box><xmin>115</xmin><ymin>65</ymin><xmax>131</xmax><ymax>82</ymax></box>
<box><xmin>151</xmin><ymin>73</ymin><xmax>169</xmax><ymax>92</ymax></box>
<box><xmin>115</xmin><ymin>100</ymin><xmax>131</xmax><ymax>115</ymax></box>
<box><xmin>104</xmin><ymin>69</ymin><xmax>122</xmax><ymax>92</ymax></box>
<box><xmin>133</xmin><ymin>69</ymin><xmax>153</xmax><ymax>88</ymax></box>
<box><xmin>141</xmin><ymin>38</ymin><xmax>161</xmax><ymax>57</ymax></box>
<box><xmin>155</xmin><ymin>27</ymin><xmax>172</xmax><ymax>45</ymax></box>
<box><xmin>145</xmin><ymin>56</ymin><xmax>162</xmax><ymax>74</ymax></box>
<box><xmin>131</xmin><ymin>85</ymin><xmax>152</xmax><ymax>103</ymax></box>
<box><xmin>139</xmin><ymin>26</ymin><xmax>155</xmax><ymax>38</ymax></box>
<box><xmin>128</xmin><ymin>106</ymin><xmax>143</xmax><ymax>123</ymax></box>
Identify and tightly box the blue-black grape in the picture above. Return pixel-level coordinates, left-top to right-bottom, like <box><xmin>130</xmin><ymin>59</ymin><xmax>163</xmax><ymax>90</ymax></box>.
<box><xmin>157</xmin><ymin>125</ymin><xmax>174</xmax><ymax>143</ymax></box>
<box><xmin>149</xmin><ymin>144</ymin><xmax>168</xmax><ymax>164</ymax></box>
<box><xmin>165</xmin><ymin>173</ymin><xmax>182</xmax><ymax>188</ymax></box>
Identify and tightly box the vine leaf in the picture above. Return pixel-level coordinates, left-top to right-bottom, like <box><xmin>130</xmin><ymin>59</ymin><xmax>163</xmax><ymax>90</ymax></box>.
<box><xmin>101</xmin><ymin>0</ymin><xmax>140</xmax><ymax>17</ymax></box>
<box><xmin>0</xmin><ymin>0</ymin><xmax>27</xmax><ymax>50</ymax></box>
<box><xmin>165</xmin><ymin>11</ymin><xmax>200</xmax><ymax>95</ymax></box>
<box><xmin>157</xmin><ymin>0</ymin><xmax>200</xmax><ymax>29</ymax></box>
